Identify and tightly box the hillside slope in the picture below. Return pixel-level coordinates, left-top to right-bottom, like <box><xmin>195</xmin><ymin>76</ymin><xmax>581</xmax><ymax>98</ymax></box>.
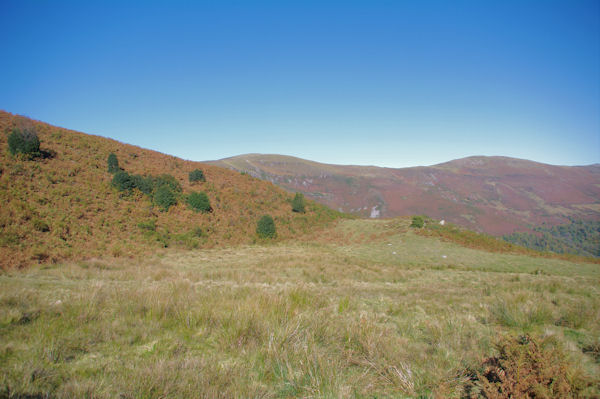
<box><xmin>208</xmin><ymin>154</ymin><xmax>600</xmax><ymax>235</ymax></box>
<box><xmin>0</xmin><ymin>112</ymin><xmax>340</xmax><ymax>268</ymax></box>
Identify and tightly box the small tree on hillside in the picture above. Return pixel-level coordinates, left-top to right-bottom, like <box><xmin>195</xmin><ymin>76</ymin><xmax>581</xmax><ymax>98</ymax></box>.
<box><xmin>8</xmin><ymin>127</ymin><xmax>40</xmax><ymax>158</ymax></box>
<box><xmin>257</xmin><ymin>215</ymin><xmax>276</xmax><ymax>239</ymax></box>
<box><xmin>186</xmin><ymin>191</ymin><xmax>212</xmax><ymax>213</ymax></box>
<box><xmin>291</xmin><ymin>192</ymin><xmax>306</xmax><ymax>213</ymax></box>
<box><xmin>107</xmin><ymin>153</ymin><xmax>120</xmax><ymax>174</ymax></box>
<box><xmin>189</xmin><ymin>169</ymin><xmax>206</xmax><ymax>183</ymax></box>
<box><xmin>410</xmin><ymin>215</ymin><xmax>424</xmax><ymax>228</ymax></box>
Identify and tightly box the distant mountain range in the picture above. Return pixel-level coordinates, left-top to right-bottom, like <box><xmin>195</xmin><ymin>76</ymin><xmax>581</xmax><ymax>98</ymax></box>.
<box><xmin>207</xmin><ymin>154</ymin><xmax>600</xmax><ymax>235</ymax></box>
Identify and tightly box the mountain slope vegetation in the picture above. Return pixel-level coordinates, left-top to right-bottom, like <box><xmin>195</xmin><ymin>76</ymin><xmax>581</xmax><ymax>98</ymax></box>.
<box><xmin>1</xmin><ymin>111</ymin><xmax>598</xmax><ymax>397</ymax></box>
<box><xmin>1</xmin><ymin>218</ymin><xmax>598</xmax><ymax>397</ymax></box>
<box><xmin>0</xmin><ymin>111</ymin><xmax>341</xmax><ymax>268</ymax></box>
<box><xmin>208</xmin><ymin>154</ymin><xmax>600</xmax><ymax>236</ymax></box>
<box><xmin>503</xmin><ymin>219</ymin><xmax>600</xmax><ymax>258</ymax></box>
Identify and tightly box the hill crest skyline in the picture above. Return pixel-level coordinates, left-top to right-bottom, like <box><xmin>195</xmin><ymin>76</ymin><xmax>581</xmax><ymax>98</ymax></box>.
<box><xmin>208</xmin><ymin>153</ymin><xmax>600</xmax><ymax>235</ymax></box>
<box><xmin>212</xmin><ymin>152</ymin><xmax>599</xmax><ymax>169</ymax></box>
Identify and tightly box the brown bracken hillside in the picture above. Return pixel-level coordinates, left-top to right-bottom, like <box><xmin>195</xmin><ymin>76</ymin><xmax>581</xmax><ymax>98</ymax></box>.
<box><xmin>0</xmin><ymin>111</ymin><xmax>341</xmax><ymax>268</ymax></box>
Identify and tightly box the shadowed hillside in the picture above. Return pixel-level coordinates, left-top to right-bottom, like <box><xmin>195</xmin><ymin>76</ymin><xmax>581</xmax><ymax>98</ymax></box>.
<box><xmin>208</xmin><ymin>154</ymin><xmax>600</xmax><ymax>235</ymax></box>
<box><xmin>0</xmin><ymin>112</ymin><xmax>341</xmax><ymax>268</ymax></box>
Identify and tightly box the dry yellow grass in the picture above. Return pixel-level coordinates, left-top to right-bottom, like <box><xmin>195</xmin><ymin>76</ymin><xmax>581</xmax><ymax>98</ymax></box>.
<box><xmin>0</xmin><ymin>219</ymin><xmax>598</xmax><ymax>398</ymax></box>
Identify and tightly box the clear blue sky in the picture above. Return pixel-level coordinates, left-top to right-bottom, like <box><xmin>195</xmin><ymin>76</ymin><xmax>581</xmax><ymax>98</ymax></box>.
<box><xmin>1</xmin><ymin>0</ymin><xmax>599</xmax><ymax>167</ymax></box>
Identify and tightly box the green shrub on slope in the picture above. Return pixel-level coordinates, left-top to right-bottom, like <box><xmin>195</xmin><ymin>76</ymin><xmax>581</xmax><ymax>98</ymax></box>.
<box><xmin>107</xmin><ymin>153</ymin><xmax>120</xmax><ymax>174</ymax></box>
<box><xmin>257</xmin><ymin>215</ymin><xmax>276</xmax><ymax>239</ymax></box>
<box><xmin>112</xmin><ymin>171</ymin><xmax>135</xmax><ymax>191</ymax></box>
<box><xmin>8</xmin><ymin>128</ymin><xmax>40</xmax><ymax>158</ymax></box>
<box><xmin>410</xmin><ymin>215</ymin><xmax>424</xmax><ymax>228</ymax></box>
<box><xmin>154</xmin><ymin>185</ymin><xmax>177</xmax><ymax>211</ymax></box>
<box><xmin>291</xmin><ymin>192</ymin><xmax>306</xmax><ymax>213</ymax></box>
<box><xmin>187</xmin><ymin>191</ymin><xmax>212</xmax><ymax>213</ymax></box>
<box><xmin>189</xmin><ymin>169</ymin><xmax>206</xmax><ymax>183</ymax></box>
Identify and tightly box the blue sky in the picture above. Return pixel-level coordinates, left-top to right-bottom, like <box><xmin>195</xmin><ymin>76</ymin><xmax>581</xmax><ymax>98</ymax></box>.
<box><xmin>1</xmin><ymin>0</ymin><xmax>599</xmax><ymax>167</ymax></box>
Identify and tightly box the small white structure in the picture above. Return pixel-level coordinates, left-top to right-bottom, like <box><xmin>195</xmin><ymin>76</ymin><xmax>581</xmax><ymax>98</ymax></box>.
<box><xmin>439</xmin><ymin>220</ymin><xmax>446</xmax><ymax>226</ymax></box>
<box><xmin>370</xmin><ymin>206</ymin><xmax>380</xmax><ymax>218</ymax></box>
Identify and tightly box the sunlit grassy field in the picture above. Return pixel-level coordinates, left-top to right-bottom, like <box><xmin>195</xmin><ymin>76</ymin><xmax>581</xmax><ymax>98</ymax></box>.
<box><xmin>1</xmin><ymin>219</ymin><xmax>598</xmax><ymax>398</ymax></box>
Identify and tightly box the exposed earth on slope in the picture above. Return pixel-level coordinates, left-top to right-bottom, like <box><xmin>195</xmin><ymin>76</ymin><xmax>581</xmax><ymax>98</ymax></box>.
<box><xmin>208</xmin><ymin>154</ymin><xmax>600</xmax><ymax>235</ymax></box>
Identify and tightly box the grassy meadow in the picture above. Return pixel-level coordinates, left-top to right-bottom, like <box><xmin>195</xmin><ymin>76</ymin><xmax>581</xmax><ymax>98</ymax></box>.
<box><xmin>1</xmin><ymin>218</ymin><xmax>598</xmax><ymax>398</ymax></box>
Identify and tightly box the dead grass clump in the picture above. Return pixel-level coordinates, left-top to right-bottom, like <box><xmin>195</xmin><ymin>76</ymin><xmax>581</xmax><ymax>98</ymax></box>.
<box><xmin>489</xmin><ymin>299</ymin><xmax>553</xmax><ymax>330</ymax></box>
<box><xmin>463</xmin><ymin>334</ymin><xmax>594</xmax><ymax>398</ymax></box>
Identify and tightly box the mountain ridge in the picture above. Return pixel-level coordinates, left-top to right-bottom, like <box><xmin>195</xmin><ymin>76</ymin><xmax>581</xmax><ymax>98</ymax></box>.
<box><xmin>212</xmin><ymin>153</ymin><xmax>599</xmax><ymax>169</ymax></box>
<box><xmin>207</xmin><ymin>153</ymin><xmax>600</xmax><ymax>235</ymax></box>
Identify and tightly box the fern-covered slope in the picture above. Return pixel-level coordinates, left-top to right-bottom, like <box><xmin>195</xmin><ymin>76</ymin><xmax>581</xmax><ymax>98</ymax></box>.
<box><xmin>0</xmin><ymin>111</ymin><xmax>341</xmax><ymax>268</ymax></box>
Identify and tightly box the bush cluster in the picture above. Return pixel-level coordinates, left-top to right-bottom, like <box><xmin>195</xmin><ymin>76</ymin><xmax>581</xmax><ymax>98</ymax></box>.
<box><xmin>186</xmin><ymin>191</ymin><xmax>212</xmax><ymax>213</ymax></box>
<box><xmin>131</xmin><ymin>174</ymin><xmax>153</xmax><ymax>195</ymax></box>
<box><xmin>154</xmin><ymin>174</ymin><xmax>182</xmax><ymax>194</ymax></box>
<box><xmin>8</xmin><ymin>127</ymin><xmax>40</xmax><ymax>158</ymax></box>
<box><xmin>154</xmin><ymin>186</ymin><xmax>177</xmax><ymax>211</ymax></box>
<box><xmin>257</xmin><ymin>215</ymin><xmax>276</xmax><ymax>239</ymax></box>
<box><xmin>108</xmin><ymin>159</ymin><xmax>288</xmax><ymax>239</ymax></box>
<box><xmin>107</xmin><ymin>153</ymin><xmax>121</xmax><ymax>174</ymax></box>
<box><xmin>291</xmin><ymin>192</ymin><xmax>306</xmax><ymax>213</ymax></box>
<box><xmin>189</xmin><ymin>169</ymin><xmax>206</xmax><ymax>183</ymax></box>
<box><xmin>410</xmin><ymin>215</ymin><xmax>424</xmax><ymax>228</ymax></box>
<box><xmin>111</xmin><ymin>171</ymin><xmax>136</xmax><ymax>191</ymax></box>
<box><xmin>111</xmin><ymin>167</ymin><xmax>182</xmax><ymax>212</ymax></box>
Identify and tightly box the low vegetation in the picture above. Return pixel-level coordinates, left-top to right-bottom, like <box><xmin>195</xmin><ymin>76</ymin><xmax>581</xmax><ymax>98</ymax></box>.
<box><xmin>256</xmin><ymin>214</ymin><xmax>276</xmax><ymax>238</ymax></box>
<box><xmin>415</xmin><ymin>216</ymin><xmax>600</xmax><ymax>264</ymax></box>
<box><xmin>504</xmin><ymin>219</ymin><xmax>600</xmax><ymax>258</ymax></box>
<box><xmin>153</xmin><ymin>185</ymin><xmax>177</xmax><ymax>211</ymax></box>
<box><xmin>111</xmin><ymin>170</ymin><xmax>135</xmax><ymax>191</ymax></box>
<box><xmin>107</xmin><ymin>152</ymin><xmax>120</xmax><ymax>174</ymax></box>
<box><xmin>188</xmin><ymin>168</ymin><xmax>206</xmax><ymax>183</ymax></box>
<box><xmin>186</xmin><ymin>191</ymin><xmax>211</xmax><ymax>213</ymax></box>
<box><xmin>7</xmin><ymin>125</ymin><xmax>40</xmax><ymax>158</ymax></box>
<box><xmin>291</xmin><ymin>192</ymin><xmax>306</xmax><ymax>213</ymax></box>
<box><xmin>410</xmin><ymin>215</ymin><xmax>424</xmax><ymax>228</ymax></box>
<box><xmin>0</xmin><ymin>219</ymin><xmax>598</xmax><ymax>397</ymax></box>
<box><xmin>464</xmin><ymin>334</ymin><xmax>592</xmax><ymax>397</ymax></box>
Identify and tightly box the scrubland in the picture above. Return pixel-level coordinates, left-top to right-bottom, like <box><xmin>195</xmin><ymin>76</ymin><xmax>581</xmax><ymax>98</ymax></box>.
<box><xmin>1</xmin><ymin>219</ymin><xmax>598</xmax><ymax>398</ymax></box>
